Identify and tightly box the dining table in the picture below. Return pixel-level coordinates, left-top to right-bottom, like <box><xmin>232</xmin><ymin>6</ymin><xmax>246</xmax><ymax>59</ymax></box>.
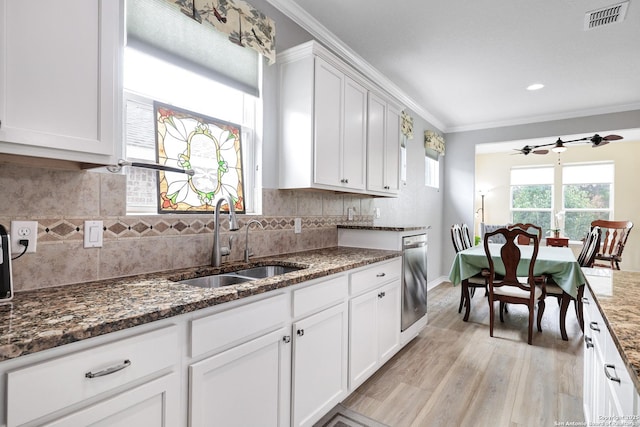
<box><xmin>448</xmin><ymin>243</ymin><xmax>588</xmax><ymax>338</ymax></box>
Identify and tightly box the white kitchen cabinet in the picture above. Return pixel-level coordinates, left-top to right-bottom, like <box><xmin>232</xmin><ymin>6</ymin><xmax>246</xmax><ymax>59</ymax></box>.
<box><xmin>349</xmin><ymin>261</ymin><xmax>401</xmax><ymax>390</ymax></box>
<box><xmin>188</xmin><ymin>294</ymin><xmax>290</xmax><ymax>427</ymax></box>
<box><xmin>279</xmin><ymin>42</ymin><xmax>367</xmax><ymax>193</ymax></box>
<box><xmin>582</xmin><ymin>283</ymin><xmax>639</xmax><ymax>422</ymax></box>
<box><xmin>6</xmin><ymin>325</ymin><xmax>180</xmax><ymax>427</ymax></box>
<box><xmin>313</xmin><ymin>58</ymin><xmax>367</xmax><ymax>190</ymax></box>
<box><xmin>291</xmin><ymin>302</ymin><xmax>349</xmax><ymax>427</ymax></box>
<box><xmin>189</xmin><ymin>327</ymin><xmax>290</xmax><ymax>427</ymax></box>
<box><xmin>0</xmin><ymin>0</ymin><xmax>122</xmax><ymax>166</ymax></box>
<box><xmin>366</xmin><ymin>92</ymin><xmax>401</xmax><ymax>195</ymax></box>
<box><xmin>290</xmin><ymin>274</ymin><xmax>349</xmax><ymax>427</ymax></box>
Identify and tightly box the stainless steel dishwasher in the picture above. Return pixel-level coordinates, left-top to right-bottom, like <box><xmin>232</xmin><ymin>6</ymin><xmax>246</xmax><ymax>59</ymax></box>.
<box><xmin>401</xmin><ymin>233</ymin><xmax>427</xmax><ymax>331</ymax></box>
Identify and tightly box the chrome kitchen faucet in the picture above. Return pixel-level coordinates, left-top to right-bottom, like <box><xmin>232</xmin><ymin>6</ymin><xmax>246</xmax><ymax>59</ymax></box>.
<box><xmin>212</xmin><ymin>195</ymin><xmax>239</xmax><ymax>267</ymax></box>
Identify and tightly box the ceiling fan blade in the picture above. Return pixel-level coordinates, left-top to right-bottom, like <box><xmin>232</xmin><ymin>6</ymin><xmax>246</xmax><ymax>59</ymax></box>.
<box><xmin>603</xmin><ymin>134</ymin><xmax>623</xmax><ymax>141</ymax></box>
<box><xmin>532</xmin><ymin>149</ymin><xmax>549</xmax><ymax>155</ymax></box>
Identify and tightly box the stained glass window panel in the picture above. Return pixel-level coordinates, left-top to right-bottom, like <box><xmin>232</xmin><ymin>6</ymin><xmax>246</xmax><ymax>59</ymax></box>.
<box><xmin>155</xmin><ymin>102</ymin><xmax>245</xmax><ymax>213</ymax></box>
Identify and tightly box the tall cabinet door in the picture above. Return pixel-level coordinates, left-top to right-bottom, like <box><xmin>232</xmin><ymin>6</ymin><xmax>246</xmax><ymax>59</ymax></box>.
<box><xmin>313</xmin><ymin>58</ymin><xmax>343</xmax><ymax>187</ymax></box>
<box><xmin>342</xmin><ymin>77</ymin><xmax>367</xmax><ymax>190</ymax></box>
<box><xmin>291</xmin><ymin>303</ymin><xmax>348</xmax><ymax>427</ymax></box>
<box><xmin>366</xmin><ymin>93</ymin><xmax>386</xmax><ymax>193</ymax></box>
<box><xmin>384</xmin><ymin>104</ymin><xmax>401</xmax><ymax>193</ymax></box>
<box><xmin>0</xmin><ymin>0</ymin><xmax>121</xmax><ymax>165</ymax></box>
<box><xmin>377</xmin><ymin>281</ymin><xmax>401</xmax><ymax>363</ymax></box>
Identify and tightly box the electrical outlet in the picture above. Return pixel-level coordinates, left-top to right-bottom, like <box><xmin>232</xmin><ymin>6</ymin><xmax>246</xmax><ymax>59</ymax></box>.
<box><xmin>294</xmin><ymin>218</ymin><xmax>302</xmax><ymax>234</ymax></box>
<box><xmin>374</xmin><ymin>208</ymin><xmax>381</xmax><ymax>219</ymax></box>
<box><xmin>347</xmin><ymin>207</ymin><xmax>354</xmax><ymax>221</ymax></box>
<box><xmin>11</xmin><ymin>221</ymin><xmax>38</xmax><ymax>254</ymax></box>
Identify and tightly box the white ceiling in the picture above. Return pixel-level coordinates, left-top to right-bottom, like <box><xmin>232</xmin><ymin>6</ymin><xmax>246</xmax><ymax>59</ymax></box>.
<box><xmin>270</xmin><ymin>0</ymin><xmax>640</xmax><ymax>133</ymax></box>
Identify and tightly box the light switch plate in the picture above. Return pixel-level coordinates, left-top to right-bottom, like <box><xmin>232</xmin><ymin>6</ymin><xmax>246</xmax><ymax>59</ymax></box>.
<box><xmin>84</xmin><ymin>221</ymin><xmax>104</xmax><ymax>248</ymax></box>
<box><xmin>294</xmin><ymin>218</ymin><xmax>302</xmax><ymax>234</ymax></box>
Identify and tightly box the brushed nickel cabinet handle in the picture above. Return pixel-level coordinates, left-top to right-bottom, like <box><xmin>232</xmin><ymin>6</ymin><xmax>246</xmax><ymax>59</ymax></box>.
<box><xmin>584</xmin><ymin>336</ymin><xmax>594</xmax><ymax>349</ymax></box>
<box><xmin>604</xmin><ymin>364</ymin><xmax>621</xmax><ymax>383</ymax></box>
<box><xmin>376</xmin><ymin>273</ymin><xmax>386</xmax><ymax>277</ymax></box>
<box><xmin>589</xmin><ymin>321</ymin><xmax>600</xmax><ymax>332</ymax></box>
<box><xmin>283</xmin><ymin>335</ymin><xmax>291</xmax><ymax>343</ymax></box>
<box><xmin>581</xmin><ymin>297</ymin><xmax>590</xmax><ymax>304</ymax></box>
<box><xmin>297</xmin><ymin>329</ymin><xmax>304</xmax><ymax>337</ymax></box>
<box><xmin>85</xmin><ymin>359</ymin><xmax>131</xmax><ymax>379</ymax></box>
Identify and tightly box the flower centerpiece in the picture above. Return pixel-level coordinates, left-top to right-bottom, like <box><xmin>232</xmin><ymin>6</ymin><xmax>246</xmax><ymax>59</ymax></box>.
<box><xmin>548</xmin><ymin>211</ymin><xmax>565</xmax><ymax>238</ymax></box>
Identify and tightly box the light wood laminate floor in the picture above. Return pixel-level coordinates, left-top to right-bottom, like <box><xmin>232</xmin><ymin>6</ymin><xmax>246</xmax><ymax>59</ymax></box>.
<box><xmin>343</xmin><ymin>282</ymin><xmax>584</xmax><ymax>427</ymax></box>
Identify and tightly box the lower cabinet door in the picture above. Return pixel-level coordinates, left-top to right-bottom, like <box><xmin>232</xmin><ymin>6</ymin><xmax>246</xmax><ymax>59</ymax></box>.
<box><xmin>377</xmin><ymin>281</ymin><xmax>401</xmax><ymax>363</ymax></box>
<box><xmin>292</xmin><ymin>302</ymin><xmax>348</xmax><ymax>427</ymax></box>
<box><xmin>189</xmin><ymin>327</ymin><xmax>290</xmax><ymax>427</ymax></box>
<box><xmin>44</xmin><ymin>373</ymin><xmax>180</xmax><ymax>427</ymax></box>
<box><xmin>349</xmin><ymin>291</ymin><xmax>379</xmax><ymax>389</ymax></box>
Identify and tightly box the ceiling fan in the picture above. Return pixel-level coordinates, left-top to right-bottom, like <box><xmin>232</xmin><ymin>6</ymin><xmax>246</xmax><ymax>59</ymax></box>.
<box><xmin>513</xmin><ymin>133</ymin><xmax>623</xmax><ymax>155</ymax></box>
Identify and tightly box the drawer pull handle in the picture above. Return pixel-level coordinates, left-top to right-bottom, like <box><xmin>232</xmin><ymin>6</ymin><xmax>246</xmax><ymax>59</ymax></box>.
<box><xmin>589</xmin><ymin>321</ymin><xmax>600</xmax><ymax>332</ymax></box>
<box><xmin>581</xmin><ymin>297</ymin><xmax>590</xmax><ymax>304</ymax></box>
<box><xmin>584</xmin><ymin>336</ymin><xmax>594</xmax><ymax>349</ymax></box>
<box><xmin>85</xmin><ymin>359</ymin><xmax>131</xmax><ymax>379</ymax></box>
<box><xmin>378</xmin><ymin>291</ymin><xmax>386</xmax><ymax>298</ymax></box>
<box><xmin>297</xmin><ymin>329</ymin><xmax>304</xmax><ymax>337</ymax></box>
<box><xmin>376</xmin><ymin>273</ymin><xmax>386</xmax><ymax>277</ymax></box>
<box><xmin>604</xmin><ymin>364</ymin><xmax>621</xmax><ymax>383</ymax></box>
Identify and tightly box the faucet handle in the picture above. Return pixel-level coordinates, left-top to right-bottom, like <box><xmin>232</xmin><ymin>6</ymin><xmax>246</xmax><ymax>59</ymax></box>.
<box><xmin>228</xmin><ymin>235</ymin><xmax>235</xmax><ymax>250</ymax></box>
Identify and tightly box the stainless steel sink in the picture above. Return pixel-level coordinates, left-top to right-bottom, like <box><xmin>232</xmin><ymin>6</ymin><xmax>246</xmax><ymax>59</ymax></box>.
<box><xmin>232</xmin><ymin>265</ymin><xmax>302</xmax><ymax>279</ymax></box>
<box><xmin>176</xmin><ymin>265</ymin><xmax>303</xmax><ymax>289</ymax></box>
<box><xmin>178</xmin><ymin>274</ymin><xmax>254</xmax><ymax>289</ymax></box>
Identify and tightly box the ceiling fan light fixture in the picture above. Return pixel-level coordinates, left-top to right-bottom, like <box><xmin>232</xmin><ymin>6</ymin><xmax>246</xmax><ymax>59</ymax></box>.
<box><xmin>551</xmin><ymin>140</ymin><xmax>567</xmax><ymax>153</ymax></box>
<box><xmin>526</xmin><ymin>83</ymin><xmax>544</xmax><ymax>91</ymax></box>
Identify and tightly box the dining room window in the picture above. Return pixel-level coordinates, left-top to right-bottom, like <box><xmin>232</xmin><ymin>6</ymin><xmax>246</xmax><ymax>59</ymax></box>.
<box><xmin>562</xmin><ymin>163</ymin><xmax>614</xmax><ymax>240</ymax></box>
<box><xmin>510</xmin><ymin>166</ymin><xmax>554</xmax><ymax>233</ymax></box>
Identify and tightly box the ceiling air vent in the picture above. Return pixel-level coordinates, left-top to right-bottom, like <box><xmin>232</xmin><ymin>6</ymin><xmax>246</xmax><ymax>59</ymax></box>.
<box><xmin>584</xmin><ymin>1</ymin><xmax>629</xmax><ymax>30</ymax></box>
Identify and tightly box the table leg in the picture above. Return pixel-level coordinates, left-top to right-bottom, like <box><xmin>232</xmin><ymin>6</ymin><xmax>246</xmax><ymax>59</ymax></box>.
<box><xmin>462</xmin><ymin>279</ymin><xmax>471</xmax><ymax>322</ymax></box>
<box><xmin>576</xmin><ymin>285</ymin><xmax>584</xmax><ymax>332</ymax></box>
<box><xmin>559</xmin><ymin>293</ymin><xmax>571</xmax><ymax>341</ymax></box>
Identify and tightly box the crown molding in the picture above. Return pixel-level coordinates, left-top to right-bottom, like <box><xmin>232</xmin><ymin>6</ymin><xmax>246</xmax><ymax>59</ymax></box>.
<box><xmin>266</xmin><ymin>0</ymin><xmax>446</xmax><ymax>132</ymax></box>
<box><xmin>446</xmin><ymin>102</ymin><xmax>640</xmax><ymax>134</ymax></box>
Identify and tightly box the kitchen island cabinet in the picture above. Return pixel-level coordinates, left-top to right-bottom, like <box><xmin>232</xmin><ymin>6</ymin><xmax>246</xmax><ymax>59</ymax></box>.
<box><xmin>0</xmin><ymin>0</ymin><xmax>122</xmax><ymax>167</ymax></box>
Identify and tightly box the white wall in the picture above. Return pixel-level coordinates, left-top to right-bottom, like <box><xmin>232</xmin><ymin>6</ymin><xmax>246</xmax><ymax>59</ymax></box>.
<box><xmin>475</xmin><ymin>140</ymin><xmax>640</xmax><ymax>271</ymax></box>
<box><xmin>443</xmin><ymin>110</ymin><xmax>640</xmax><ymax>275</ymax></box>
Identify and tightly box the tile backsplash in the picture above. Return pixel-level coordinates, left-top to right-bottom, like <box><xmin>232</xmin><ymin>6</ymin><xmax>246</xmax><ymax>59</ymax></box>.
<box><xmin>0</xmin><ymin>162</ymin><xmax>373</xmax><ymax>292</ymax></box>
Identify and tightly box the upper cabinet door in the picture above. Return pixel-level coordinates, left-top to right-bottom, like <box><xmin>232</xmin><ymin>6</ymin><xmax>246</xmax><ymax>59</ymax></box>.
<box><xmin>366</xmin><ymin>92</ymin><xmax>401</xmax><ymax>195</ymax></box>
<box><xmin>0</xmin><ymin>0</ymin><xmax>122</xmax><ymax>166</ymax></box>
<box><xmin>341</xmin><ymin>76</ymin><xmax>367</xmax><ymax>190</ymax></box>
<box><xmin>313</xmin><ymin>58</ymin><xmax>343</xmax><ymax>187</ymax></box>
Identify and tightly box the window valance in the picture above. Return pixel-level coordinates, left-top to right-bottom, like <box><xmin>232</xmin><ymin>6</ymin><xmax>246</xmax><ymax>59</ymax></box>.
<box><xmin>425</xmin><ymin>130</ymin><xmax>445</xmax><ymax>160</ymax></box>
<box><xmin>175</xmin><ymin>0</ymin><xmax>276</xmax><ymax>64</ymax></box>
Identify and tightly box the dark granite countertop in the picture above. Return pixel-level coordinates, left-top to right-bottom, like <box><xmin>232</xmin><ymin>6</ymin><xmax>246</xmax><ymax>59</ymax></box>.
<box><xmin>584</xmin><ymin>268</ymin><xmax>640</xmax><ymax>394</ymax></box>
<box><xmin>0</xmin><ymin>247</ymin><xmax>400</xmax><ymax>362</ymax></box>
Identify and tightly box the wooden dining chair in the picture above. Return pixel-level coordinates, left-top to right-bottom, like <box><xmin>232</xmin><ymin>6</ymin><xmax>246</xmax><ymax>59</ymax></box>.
<box><xmin>508</xmin><ymin>223</ymin><xmax>542</xmax><ymax>245</ymax></box>
<box><xmin>590</xmin><ymin>220</ymin><xmax>633</xmax><ymax>270</ymax></box>
<box><xmin>451</xmin><ymin>224</ymin><xmax>487</xmax><ymax>319</ymax></box>
<box><xmin>484</xmin><ymin>227</ymin><xmax>546</xmax><ymax>345</ymax></box>
<box><xmin>543</xmin><ymin>226</ymin><xmax>601</xmax><ymax>340</ymax></box>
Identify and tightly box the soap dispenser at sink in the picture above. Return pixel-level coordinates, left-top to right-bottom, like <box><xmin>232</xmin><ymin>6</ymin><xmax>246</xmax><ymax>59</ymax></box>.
<box><xmin>0</xmin><ymin>224</ymin><xmax>13</xmax><ymax>302</ymax></box>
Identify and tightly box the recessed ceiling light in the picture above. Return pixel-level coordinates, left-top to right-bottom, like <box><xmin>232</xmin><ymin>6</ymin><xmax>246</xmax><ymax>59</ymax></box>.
<box><xmin>527</xmin><ymin>83</ymin><xmax>545</xmax><ymax>91</ymax></box>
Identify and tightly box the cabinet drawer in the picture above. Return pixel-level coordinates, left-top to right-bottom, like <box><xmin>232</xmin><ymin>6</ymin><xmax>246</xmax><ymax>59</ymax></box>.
<box><xmin>604</xmin><ymin>329</ymin><xmax>636</xmax><ymax>416</ymax></box>
<box><xmin>191</xmin><ymin>293</ymin><xmax>288</xmax><ymax>358</ymax></box>
<box><xmin>293</xmin><ymin>274</ymin><xmax>348</xmax><ymax>318</ymax></box>
<box><xmin>7</xmin><ymin>325</ymin><xmax>178</xmax><ymax>427</ymax></box>
<box><xmin>350</xmin><ymin>258</ymin><xmax>401</xmax><ymax>296</ymax></box>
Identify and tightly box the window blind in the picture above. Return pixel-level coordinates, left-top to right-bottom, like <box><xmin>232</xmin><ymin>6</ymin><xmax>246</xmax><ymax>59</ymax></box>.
<box><xmin>127</xmin><ymin>0</ymin><xmax>260</xmax><ymax>96</ymax></box>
